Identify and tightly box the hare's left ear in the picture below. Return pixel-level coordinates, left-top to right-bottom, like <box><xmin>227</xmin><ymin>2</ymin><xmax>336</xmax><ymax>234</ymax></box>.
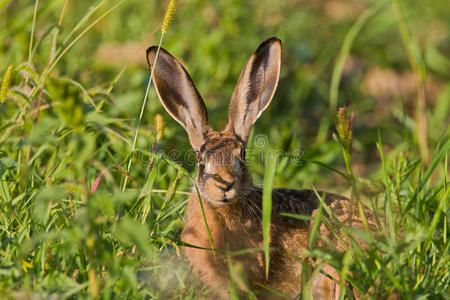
<box><xmin>225</xmin><ymin>37</ymin><xmax>281</xmax><ymax>142</ymax></box>
<box><xmin>146</xmin><ymin>46</ymin><xmax>211</xmax><ymax>150</ymax></box>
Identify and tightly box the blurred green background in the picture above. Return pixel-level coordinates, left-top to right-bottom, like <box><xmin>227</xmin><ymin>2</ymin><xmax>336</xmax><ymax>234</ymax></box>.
<box><xmin>0</xmin><ymin>0</ymin><xmax>449</xmax><ymax>298</ymax></box>
<box><xmin>2</xmin><ymin>0</ymin><xmax>449</xmax><ymax>185</ymax></box>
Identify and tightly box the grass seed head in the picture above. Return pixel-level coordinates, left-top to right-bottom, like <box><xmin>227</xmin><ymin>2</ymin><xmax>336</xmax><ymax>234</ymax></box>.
<box><xmin>1</xmin><ymin>65</ymin><xmax>14</xmax><ymax>103</ymax></box>
<box><xmin>336</xmin><ymin>107</ymin><xmax>354</xmax><ymax>154</ymax></box>
<box><xmin>162</xmin><ymin>0</ymin><xmax>177</xmax><ymax>34</ymax></box>
<box><xmin>155</xmin><ymin>113</ymin><xmax>165</xmax><ymax>141</ymax></box>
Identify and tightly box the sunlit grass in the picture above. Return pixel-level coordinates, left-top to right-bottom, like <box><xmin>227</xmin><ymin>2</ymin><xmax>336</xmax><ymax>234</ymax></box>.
<box><xmin>0</xmin><ymin>0</ymin><xmax>449</xmax><ymax>298</ymax></box>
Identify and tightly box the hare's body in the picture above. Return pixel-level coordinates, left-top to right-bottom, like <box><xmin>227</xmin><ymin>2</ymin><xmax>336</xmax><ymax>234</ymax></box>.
<box><xmin>146</xmin><ymin>37</ymin><xmax>373</xmax><ymax>299</ymax></box>
<box><xmin>184</xmin><ymin>187</ymin><xmax>319</xmax><ymax>294</ymax></box>
<box><xmin>183</xmin><ymin>186</ymin><xmax>361</xmax><ymax>298</ymax></box>
<box><xmin>184</xmin><ymin>187</ymin><xmax>309</xmax><ymax>296</ymax></box>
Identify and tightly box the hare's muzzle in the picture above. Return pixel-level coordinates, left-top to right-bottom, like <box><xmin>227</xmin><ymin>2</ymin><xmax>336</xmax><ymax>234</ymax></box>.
<box><xmin>196</xmin><ymin>142</ymin><xmax>249</xmax><ymax>206</ymax></box>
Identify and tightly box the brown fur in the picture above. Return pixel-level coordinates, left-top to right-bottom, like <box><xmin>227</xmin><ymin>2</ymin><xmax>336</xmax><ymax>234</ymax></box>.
<box><xmin>146</xmin><ymin>37</ymin><xmax>376</xmax><ymax>299</ymax></box>
<box><xmin>183</xmin><ymin>183</ymin><xmax>370</xmax><ymax>299</ymax></box>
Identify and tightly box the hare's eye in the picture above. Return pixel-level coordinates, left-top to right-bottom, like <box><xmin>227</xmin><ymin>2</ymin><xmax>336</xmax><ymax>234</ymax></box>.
<box><xmin>196</xmin><ymin>152</ymin><xmax>201</xmax><ymax>162</ymax></box>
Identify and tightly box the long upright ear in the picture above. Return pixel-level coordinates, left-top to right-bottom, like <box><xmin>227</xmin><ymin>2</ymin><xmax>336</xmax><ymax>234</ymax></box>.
<box><xmin>225</xmin><ymin>37</ymin><xmax>281</xmax><ymax>142</ymax></box>
<box><xmin>146</xmin><ymin>46</ymin><xmax>211</xmax><ymax>150</ymax></box>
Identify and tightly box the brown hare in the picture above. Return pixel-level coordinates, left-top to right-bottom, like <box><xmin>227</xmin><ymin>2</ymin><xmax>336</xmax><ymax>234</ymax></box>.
<box><xmin>146</xmin><ymin>37</ymin><xmax>373</xmax><ymax>299</ymax></box>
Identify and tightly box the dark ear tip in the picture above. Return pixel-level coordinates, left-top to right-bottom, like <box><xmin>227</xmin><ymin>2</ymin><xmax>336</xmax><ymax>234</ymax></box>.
<box><xmin>146</xmin><ymin>46</ymin><xmax>171</xmax><ymax>67</ymax></box>
<box><xmin>146</xmin><ymin>46</ymin><xmax>159</xmax><ymax>56</ymax></box>
<box><xmin>253</xmin><ymin>37</ymin><xmax>282</xmax><ymax>58</ymax></box>
<box><xmin>146</xmin><ymin>46</ymin><xmax>158</xmax><ymax>66</ymax></box>
<box><xmin>261</xmin><ymin>36</ymin><xmax>282</xmax><ymax>49</ymax></box>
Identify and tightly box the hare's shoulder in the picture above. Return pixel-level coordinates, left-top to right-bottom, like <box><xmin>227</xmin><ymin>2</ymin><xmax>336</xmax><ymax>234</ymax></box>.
<box><xmin>272</xmin><ymin>188</ymin><xmax>348</xmax><ymax>214</ymax></box>
<box><xmin>250</xmin><ymin>186</ymin><xmax>348</xmax><ymax>215</ymax></box>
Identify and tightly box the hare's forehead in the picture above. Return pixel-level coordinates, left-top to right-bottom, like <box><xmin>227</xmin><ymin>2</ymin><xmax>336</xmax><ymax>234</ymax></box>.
<box><xmin>200</xmin><ymin>138</ymin><xmax>243</xmax><ymax>157</ymax></box>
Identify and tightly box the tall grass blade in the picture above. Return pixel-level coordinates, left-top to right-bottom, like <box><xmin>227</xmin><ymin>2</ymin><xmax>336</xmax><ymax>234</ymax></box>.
<box><xmin>0</xmin><ymin>0</ymin><xmax>13</xmax><ymax>13</ymax></box>
<box><xmin>444</xmin><ymin>153</ymin><xmax>448</xmax><ymax>244</ymax></box>
<box><xmin>420</xmin><ymin>138</ymin><xmax>450</xmax><ymax>188</ymax></box>
<box><xmin>123</xmin><ymin>34</ymin><xmax>164</xmax><ymax>191</ymax></box>
<box><xmin>193</xmin><ymin>181</ymin><xmax>215</xmax><ymax>257</ymax></box>
<box><xmin>377</xmin><ymin>132</ymin><xmax>396</xmax><ymax>237</ymax></box>
<box><xmin>28</xmin><ymin>0</ymin><xmax>39</xmax><ymax>64</ymax></box>
<box><xmin>61</xmin><ymin>1</ymin><xmax>105</xmax><ymax>46</ymax></box>
<box><xmin>124</xmin><ymin>0</ymin><xmax>178</xmax><ymax>188</ymax></box>
<box><xmin>47</xmin><ymin>0</ymin><xmax>126</xmax><ymax>75</ymax></box>
<box><xmin>405</xmin><ymin>138</ymin><xmax>450</xmax><ymax>213</ymax></box>
<box><xmin>316</xmin><ymin>4</ymin><xmax>382</xmax><ymax>145</ymax></box>
<box><xmin>393</xmin><ymin>0</ymin><xmax>429</xmax><ymax>164</ymax></box>
<box><xmin>262</xmin><ymin>151</ymin><xmax>276</xmax><ymax>280</ymax></box>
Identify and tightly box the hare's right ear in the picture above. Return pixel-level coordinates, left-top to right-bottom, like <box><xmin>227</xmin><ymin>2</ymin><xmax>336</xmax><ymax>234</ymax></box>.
<box><xmin>147</xmin><ymin>47</ymin><xmax>211</xmax><ymax>150</ymax></box>
<box><xmin>225</xmin><ymin>37</ymin><xmax>281</xmax><ymax>142</ymax></box>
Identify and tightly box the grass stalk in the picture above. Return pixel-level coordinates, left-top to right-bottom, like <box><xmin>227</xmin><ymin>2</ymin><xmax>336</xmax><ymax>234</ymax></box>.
<box><xmin>262</xmin><ymin>150</ymin><xmax>277</xmax><ymax>280</ymax></box>
<box><xmin>392</xmin><ymin>0</ymin><xmax>429</xmax><ymax>165</ymax></box>
<box><xmin>444</xmin><ymin>154</ymin><xmax>447</xmax><ymax>244</ymax></box>
<box><xmin>335</xmin><ymin>107</ymin><xmax>369</xmax><ymax>232</ymax></box>
<box><xmin>316</xmin><ymin>4</ymin><xmax>381</xmax><ymax>145</ymax></box>
<box><xmin>123</xmin><ymin>33</ymin><xmax>163</xmax><ymax>191</ymax></box>
<box><xmin>25</xmin><ymin>0</ymin><xmax>121</xmax><ymax>101</ymax></box>
<box><xmin>106</xmin><ymin>26</ymin><xmax>160</xmax><ymax>94</ymax></box>
<box><xmin>124</xmin><ymin>0</ymin><xmax>177</xmax><ymax>190</ymax></box>
<box><xmin>61</xmin><ymin>1</ymin><xmax>105</xmax><ymax>46</ymax></box>
<box><xmin>48</xmin><ymin>0</ymin><xmax>70</xmax><ymax>64</ymax></box>
<box><xmin>28</xmin><ymin>0</ymin><xmax>39</xmax><ymax>64</ymax></box>
<box><xmin>377</xmin><ymin>132</ymin><xmax>396</xmax><ymax>237</ymax></box>
<box><xmin>47</xmin><ymin>0</ymin><xmax>126</xmax><ymax>75</ymax></box>
<box><xmin>193</xmin><ymin>181</ymin><xmax>216</xmax><ymax>258</ymax></box>
<box><xmin>341</xmin><ymin>146</ymin><xmax>369</xmax><ymax>232</ymax></box>
<box><xmin>328</xmin><ymin>6</ymin><xmax>380</xmax><ymax>112</ymax></box>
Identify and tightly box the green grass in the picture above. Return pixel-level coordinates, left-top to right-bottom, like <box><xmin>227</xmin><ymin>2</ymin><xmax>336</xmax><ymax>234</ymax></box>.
<box><xmin>0</xmin><ymin>0</ymin><xmax>449</xmax><ymax>298</ymax></box>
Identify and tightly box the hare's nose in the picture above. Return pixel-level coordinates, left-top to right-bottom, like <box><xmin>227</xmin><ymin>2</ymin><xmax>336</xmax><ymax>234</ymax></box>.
<box><xmin>217</xmin><ymin>181</ymin><xmax>235</xmax><ymax>192</ymax></box>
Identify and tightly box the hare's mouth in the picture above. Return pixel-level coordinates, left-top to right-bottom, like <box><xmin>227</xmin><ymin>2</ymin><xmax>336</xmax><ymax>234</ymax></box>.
<box><xmin>224</xmin><ymin>189</ymin><xmax>237</xmax><ymax>200</ymax></box>
<box><xmin>206</xmin><ymin>191</ymin><xmax>239</xmax><ymax>207</ymax></box>
<box><xmin>213</xmin><ymin>198</ymin><xmax>236</xmax><ymax>207</ymax></box>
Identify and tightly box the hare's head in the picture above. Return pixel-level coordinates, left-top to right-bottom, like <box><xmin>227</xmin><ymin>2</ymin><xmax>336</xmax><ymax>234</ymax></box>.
<box><xmin>146</xmin><ymin>37</ymin><xmax>281</xmax><ymax>207</ymax></box>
